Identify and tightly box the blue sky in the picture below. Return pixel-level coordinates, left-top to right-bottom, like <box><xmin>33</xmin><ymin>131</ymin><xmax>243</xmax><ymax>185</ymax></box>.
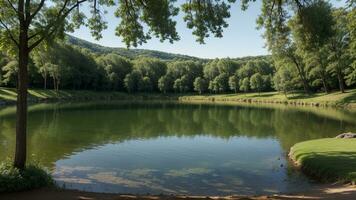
<box><xmin>71</xmin><ymin>1</ymin><xmax>345</xmax><ymax>59</ymax></box>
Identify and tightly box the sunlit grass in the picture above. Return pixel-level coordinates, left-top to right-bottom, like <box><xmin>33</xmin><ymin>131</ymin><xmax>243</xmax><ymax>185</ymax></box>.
<box><xmin>290</xmin><ymin>138</ymin><xmax>356</xmax><ymax>183</ymax></box>
<box><xmin>180</xmin><ymin>89</ymin><xmax>356</xmax><ymax>107</ymax></box>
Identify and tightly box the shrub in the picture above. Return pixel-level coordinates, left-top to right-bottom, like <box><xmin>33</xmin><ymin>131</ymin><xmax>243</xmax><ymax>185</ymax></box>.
<box><xmin>0</xmin><ymin>161</ymin><xmax>54</xmax><ymax>192</ymax></box>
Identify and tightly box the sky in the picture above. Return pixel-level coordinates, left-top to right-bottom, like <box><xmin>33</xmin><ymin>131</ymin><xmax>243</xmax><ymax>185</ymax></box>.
<box><xmin>71</xmin><ymin>1</ymin><xmax>346</xmax><ymax>59</ymax></box>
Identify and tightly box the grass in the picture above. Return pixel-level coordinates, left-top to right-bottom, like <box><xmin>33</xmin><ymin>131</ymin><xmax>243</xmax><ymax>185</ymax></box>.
<box><xmin>0</xmin><ymin>161</ymin><xmax>53</xmax><ymax>192</ymax></box>
<box><xmin>289</xmin><ymin>138</ymin><xmax>356</xmax><ymax>183</ymax></box>
<box><xmin>180</xmin><ymin>89</ymin><xmax>356</xmax><ymax>108</ymax></box>
<box><xmin>1</xmin><ymin>87</ymin><xmax>356</xmax><ymax>108</ymax></box>
<box><xmin>0</xmin><ymin>87</ymin><xmax>178</xmax><ymax>105</ymax></box>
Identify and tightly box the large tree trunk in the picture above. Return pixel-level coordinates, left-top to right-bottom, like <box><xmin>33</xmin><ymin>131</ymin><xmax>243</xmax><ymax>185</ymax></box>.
<box><xmin>14</xmin><ymin>32</ymin><xmax>29</xmax><ymax>170</ymax></box>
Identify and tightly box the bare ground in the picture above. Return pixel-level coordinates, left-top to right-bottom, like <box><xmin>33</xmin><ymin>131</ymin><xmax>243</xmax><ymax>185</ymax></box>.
<box><xmin>0</xmin><ymin>184</ymin><xmax>355</xmax><ymax>200</ymax></box>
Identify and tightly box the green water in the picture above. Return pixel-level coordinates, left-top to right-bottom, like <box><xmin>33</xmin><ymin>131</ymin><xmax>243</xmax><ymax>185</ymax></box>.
<box><xmin>0</xmin><ymin>101</ymin><xmax>356</xmax><ymax>195</ymax></box>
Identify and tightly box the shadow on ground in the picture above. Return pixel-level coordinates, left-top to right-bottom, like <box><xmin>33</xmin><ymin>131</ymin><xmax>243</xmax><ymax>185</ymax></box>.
<box><xmin>1</xmin><ymin>185</ymin><xmax>356</xmax><ymax>200</ymax></box>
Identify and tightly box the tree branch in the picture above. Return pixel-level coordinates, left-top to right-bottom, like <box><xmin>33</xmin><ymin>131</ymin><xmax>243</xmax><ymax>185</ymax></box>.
<box><xmin>6</xmin><ymin>0</ymin><xmax>18</xmax><ymax>13</ymax></box>
<box><xmin>29</xmin><ymin>0</ymin><xmax>46</xmax><ymax>22</ymax></box>
<box><xmin>29</xmin><ymin>0</ymin><xmax>88</xmax><ymax>51</ymax></box>
<box><xmin>0</xmin><ymin>18</ymin><xmax>19</xmax><ymax>47</ymax></box>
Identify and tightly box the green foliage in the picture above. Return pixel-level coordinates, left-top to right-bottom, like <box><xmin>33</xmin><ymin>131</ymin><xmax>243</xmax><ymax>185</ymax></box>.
<box><xmin>1</xmin><ymin>60</ymin><xmax>17</xmax><ymax>86</ymax></box>
<box><xmin>239</xmin><ymin>77</ymin><xmax>250</xmax><ymax>92</ymax></box>
<box><xmin>0</xmin><ymin>161</ymin><xmax>53</xmax><ymax>192</ymax></box>
<box><xmin>96</xmin><ymin>53</ymin><xmax>132</xmax><ymax>90</ymax></box>
<box><xmin>273</xmin><ymin>67</ymin><xmax>295</xmax><ymax>96</ymax></box>
<box><xmin>158</xmin><ymin>75</ymin><xmax>173</xmax><ymax>93</ymax></box>
<box><xmin>124</xmin><ymin>70</ymin><xmax>142</xmax><ymax>93</ymax></box>
<box><xmin>181</xmin><ymin>0</ymin><xmax>236</xmax><ymax>44</ymax></box>
<box><xmin>228</xmin><ymin>75</ymin><xmax>239</xmax><ymax>93</ymax></box>
<box><xmin>133</xmin><ymin>57</ymin><xmax>167</xmax><ymax>91</ymax></box>
<box><xmin>250</xmin><ymin>73</ymin><xmax>263</xmax><ymax>93</ymax></box>
<box><xmin>193</xmin><ymin>77</ymin><xmax>208</xmax><ymax>94</ymax></box>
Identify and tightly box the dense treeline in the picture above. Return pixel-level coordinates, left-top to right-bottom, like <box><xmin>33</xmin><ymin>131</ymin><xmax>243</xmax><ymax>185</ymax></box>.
<box><xmin>0</xmin><ymin>45</ymin><xmax>275</xmax><ymax>94</ymax></box>
<box><xmin>260</xmin><ymin>2</ymin><xmax>356</xmax><ymax>95</ymax></box>
<box><xmin>0</xmin><ymin>3</ymin><xmax>355</xmax><ymax>95</ymax></box>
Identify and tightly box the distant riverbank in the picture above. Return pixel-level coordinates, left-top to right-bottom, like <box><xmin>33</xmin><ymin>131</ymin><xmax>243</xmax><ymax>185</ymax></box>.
<box><xmin>180</xmin><ymin>89</ymin><xmax>356</xmax><ymax>108</ymax></box>
<box><xmin>1</xmin><ymin>87</ymin><xmax>356</xmax><ymax>108</ymax></box>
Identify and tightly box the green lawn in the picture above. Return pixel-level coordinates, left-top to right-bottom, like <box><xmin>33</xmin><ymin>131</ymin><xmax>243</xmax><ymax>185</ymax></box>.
<box><xmin>290</xmin><ymin>138</ymin><xmax>356</xmax><ymax>183</ymax></box>
<box><xmin>180</xmin><ymin>89</ymin><xmax>356</xmax><ymax>108</ymax></box>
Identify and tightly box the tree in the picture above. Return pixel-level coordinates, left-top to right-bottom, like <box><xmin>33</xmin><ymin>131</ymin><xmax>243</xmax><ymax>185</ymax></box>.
<box><xmin>133</xmin><ymin>57</ymin><xmax>167</xmax><ymax>91</ymax></box>
<box><xmin>228</xmin><ymin>75</ymin><xmax>239</xmax><ymax>93</ymax></box>
<box><xmin>256</xmin><ymin>0</ymin><xmax>338</xmax><ymax>95</ymax></box>
<box><xmin>193</xmin><ymin>77</ymin><xmax>207</xmax><ymax>94</ymax></box>
<box><xmin>124</xmin><ymin>70</ymin><xmax>142</xmax><ymax>93</ymax></box>
<box><xmin>240</xmin><ymin>77</ymin><xmax>250</xmax><ymax>93</ymax></box>
<box><xmin>303</xmin><ymin>46</ymin><xmax>330</xmax><ymax>93</ymax></box>
<box><xmin>326</xmin><ymin>9</ymin><xmax>351</xmax><ymax>93</ymax></box>
<box><xmin>250</xmin><ymin>73</ymin><xmax>263</xmax><ymax>95</ymax></box>
<box><xmin>289</xmin><ymin>1</ymin><xmax>334</xmax><ymax>94</ymax></box>
<box><xmin>158</xmin><ymin>75</ymin><xmax>173</xmax><ymax>94</ymax></box>
<box><xmin>96</xmin><ymin>53</ymin><xmax>132</xmax><ymax>90</ymax></box>
<box><xmin>273</xmin><ymin>68</ymin><xmax>294</xmax><ymax>98</ymax></box>
<box><xmin>213</xmin><ymin>73</ymin><xmax>229</xmax><ymax>93</ymax></box>
<box><xmin>346</xmin><ymin>7</ymin><xmax>356</xmax><ymax>86</ymax></box>
<box><xmin>33</xmin><ymin>50</ymin><xmax>50</xmax><ymax>89</ymax></box>
<box><xmin>48</xmin><ymin>63</ymin><xmax>61</xmax><ymax>91</ymax></box>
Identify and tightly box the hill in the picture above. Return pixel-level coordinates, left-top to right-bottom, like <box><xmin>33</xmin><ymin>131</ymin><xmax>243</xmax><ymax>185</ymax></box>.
<box><xmin>66</xmin><ymin>35</ymin><xmax>203</xmax><ymax>61</ymax></box>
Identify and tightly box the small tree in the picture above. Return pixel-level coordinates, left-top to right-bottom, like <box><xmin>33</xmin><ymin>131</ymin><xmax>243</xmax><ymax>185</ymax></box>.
<box><xmin>239</xmin><ymin>77</ymin><xmax>250</xmax><ymax>93</ymax></box>
<box><xmin>250</xmin><ymin>73</ymin><xmax>263</xmax><ymax>95</ymax></box>
<box><xmin>273</xmin><ymin>68</ymin><xmax>294</xmax><ymax>98</ymax></box>
<box><xmin>228</xmin><ymin>75</ymin><xmax>239</xmax><ymax>93</ymax></box>
<box><xmin>124</xmin><ymin>70</ymin><xmax>142</xmax><ymax>93</ymax></box>
<box><xmin>158</xmin><ymin>75</ymin><xmax>172</xmax><ymax>94</ymax></box>
<box><xmin>193</xmin><ymin>77</ymin><xmax>207</xmax><ymax>94</ymax></box>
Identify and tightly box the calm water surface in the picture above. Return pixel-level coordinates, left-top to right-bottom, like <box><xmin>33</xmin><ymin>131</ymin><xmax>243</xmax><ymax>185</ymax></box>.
<box><xmin>1</xmin><ymin>101</ymin><xmax>356</xmax><ymax>195</ymax></box>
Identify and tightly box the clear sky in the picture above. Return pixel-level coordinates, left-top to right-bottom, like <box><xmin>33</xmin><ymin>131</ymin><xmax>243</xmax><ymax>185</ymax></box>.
<box><xmin>71</xmin><ymin>1</ymin><xmax>345</xmax><ymax>59</ymax></box>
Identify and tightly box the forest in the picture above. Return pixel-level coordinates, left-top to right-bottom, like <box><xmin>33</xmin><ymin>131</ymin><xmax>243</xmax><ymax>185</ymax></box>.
<box><xmin>0</xmin><ymin>2</ymin><xmax>355</xmax><ymax>96</ymax></box>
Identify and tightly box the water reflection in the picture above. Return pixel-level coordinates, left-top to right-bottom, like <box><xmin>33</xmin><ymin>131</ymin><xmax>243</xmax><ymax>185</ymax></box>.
<box><xmin>0</xmin><ymin>101</ymin><xmax>355</xmax><ymax>195</ymax></box>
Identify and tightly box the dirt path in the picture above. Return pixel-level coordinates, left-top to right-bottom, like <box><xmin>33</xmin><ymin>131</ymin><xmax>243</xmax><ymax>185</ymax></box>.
<box><xmin>1</xmin><ymin>184</ymin><xmax>355</xmax><ymax>200</ymax></box>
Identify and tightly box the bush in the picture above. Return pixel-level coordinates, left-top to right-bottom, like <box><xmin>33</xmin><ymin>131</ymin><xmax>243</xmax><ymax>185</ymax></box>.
<box><xmin>0</xmin><ymin>161</ymin><xmax>54</xmax><ymax>192</ymax></box>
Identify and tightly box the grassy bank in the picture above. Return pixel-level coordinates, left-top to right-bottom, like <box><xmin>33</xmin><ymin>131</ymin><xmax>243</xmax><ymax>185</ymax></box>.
<box><xmin>0</xmin><ymin>87</ymin><xmax>178</xmax><ymax>105</ymax></box>
<box><xmin>289</xmin><ymin>138</ymin><xmax>356</xmax><ymax>183</ymax></box>
<box><xmin>180</xmin><ymin>89</ymin><xmax>356</xmax><ymax>108</ymax></box>
<box><xmin>1</xmin><ymin>87</ymin><xmax>356</xmax><ymax>108</ymax></box>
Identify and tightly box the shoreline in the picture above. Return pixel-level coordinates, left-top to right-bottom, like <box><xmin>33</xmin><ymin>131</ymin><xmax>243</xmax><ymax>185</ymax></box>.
<box><xmin>1</xmin><ymin>87</ymin><xmax>356</xmax><ymax>109</ymax></box>
<box><xmin>289</xmin><ymin>138</ymin><xmax>356</xmax><ymax>185</ymax></box>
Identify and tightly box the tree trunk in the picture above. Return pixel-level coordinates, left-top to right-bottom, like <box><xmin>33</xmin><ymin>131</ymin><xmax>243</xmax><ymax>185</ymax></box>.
<box><xmin>53</xmin><ymin>77</ymin><xmax>56</xmax><ymax>91</ymax></box>
<box><xmin>321</xmin><ymin>77</ymin><xmax>329</xmax><ymax>94</ymax></box>
<box><xmin>44</xmin><ymin>74</ymin><xmax>47</xmax><ymax>89</ymax></box>
<box><xmin>337</xmin><ymin>72</ymin><xmax>345</xmax><ymax>93</ymax></box>
<box><xmin>14</xmin><ymin>32</ymin><xmax>29</xmax><ymax>170</ymax></box>
<box><xmin>291</xmin><ymin>57</ymin><xmax>311</xmax><ymax>94</ymax></box>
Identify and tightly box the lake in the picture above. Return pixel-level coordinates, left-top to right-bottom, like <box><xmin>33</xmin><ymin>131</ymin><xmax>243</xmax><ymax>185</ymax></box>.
<box><xmin>0</xmin><ymin>101</ymin><xmax>356</xmax><ymax>195</ymax></box>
